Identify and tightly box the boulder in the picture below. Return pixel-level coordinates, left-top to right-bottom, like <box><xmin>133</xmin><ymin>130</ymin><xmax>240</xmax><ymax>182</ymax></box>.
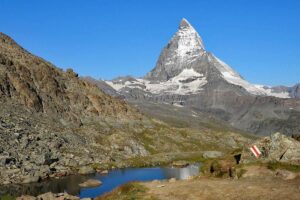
<box><xmin>6</xmin><ymin>168</ymin><xmax>21</xmax><ymax>175</ymax></box>
<box><xmin>55</xmin><ymin>193</ymin><xmax>79</xmax><ymax>200</ymax></box>
<box><xmin>36</xmin><ymin>192</ymin><xmax>55</xmax><ymax>200</ymax></box>
<box><xmin>2</xmin><ymin>180</ymin><xmax>10</xmax><ymax>185</ymax></box>
<box><xmin>99</xmin><ymin>170</ymin><xmax>109</xmax><ymax>175</ymax></box>
<box><xmin>0</xmin><ymin>156</ymin><xmax>7</xmax><ymax>166</ymax></box>
<box><xmin>78</xmin><ymin>166</ymin><xmax>95</xmax><ymax>175</ymax></box>
<box><xmin>79</xmin><ymin>179</ymin><xmax>102</xmax><ymax>188</ymax></box>
<box><xmin>203</xmin><ymin>151</ymin><xmax>224</xmax><ymax>159</ymax></box>
<box><xmin>172</xmin><ymin>161</ymin><xmax>189</xmax><ymax>168</ymax></box>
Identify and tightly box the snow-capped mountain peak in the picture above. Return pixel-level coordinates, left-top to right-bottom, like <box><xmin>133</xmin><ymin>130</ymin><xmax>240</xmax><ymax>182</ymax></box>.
<box><xmin>145</xmin><ymin>18</ymin><xmax>206</xmax><ymax>81</ymax></box>
<box><xmin>177</xmin><ymin>18</ymin><xmax>205</xmax><ymax>52</ymax></box>
<box><xmin>106</xmin><ymin>18</ymin><xmax>291</xmax><ymax>99</ymax></box>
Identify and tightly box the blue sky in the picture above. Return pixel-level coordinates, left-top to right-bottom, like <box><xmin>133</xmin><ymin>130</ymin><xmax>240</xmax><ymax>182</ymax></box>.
<box><xmin>1</xmin><ymin>0</ymin><xmax>299</xmax><ymax>86</ymax></box>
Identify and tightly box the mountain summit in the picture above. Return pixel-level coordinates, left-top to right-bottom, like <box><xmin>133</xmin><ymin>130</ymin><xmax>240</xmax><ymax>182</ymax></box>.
<box><xmin>145</xmin><ymin>18</ymin><xmax>206</xmax><ymax>81</ymax></box>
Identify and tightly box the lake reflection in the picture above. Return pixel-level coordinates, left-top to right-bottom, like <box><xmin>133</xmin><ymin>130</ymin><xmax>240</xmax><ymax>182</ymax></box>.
<box><xmin>162</xmin><ymin>164</ymin><xmax>200</xmax><ymax>179</ymax></box>
<box><xmin>0</xmin><ymin>163</ymin><xmax>201</xmax><ymax>198</ymax></box>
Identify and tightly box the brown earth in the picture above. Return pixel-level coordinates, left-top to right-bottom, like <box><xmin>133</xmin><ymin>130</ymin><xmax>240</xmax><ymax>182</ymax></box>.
<box><xmin>141</xmin><ymin>176</ymin><xmax>300</xmax><ymax>200</ymax></box>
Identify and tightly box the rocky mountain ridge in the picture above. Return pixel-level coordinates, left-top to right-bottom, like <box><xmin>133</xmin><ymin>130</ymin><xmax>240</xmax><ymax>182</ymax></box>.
<box><xmin>0</xmin><ymin>32</ymin><xmax>140</xmax><ymax>123</ymax></box>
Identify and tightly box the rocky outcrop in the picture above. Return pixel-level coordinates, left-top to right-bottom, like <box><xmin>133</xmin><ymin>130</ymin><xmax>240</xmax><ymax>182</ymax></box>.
<box><xmin>203</xmin><ymin>151</ymin><xmax>223</xmax><ymax>159</ymax></box>
<box><xmin>241</xmin><ymin>132</ymin><xmax>300</xmax><ymax>165</ymax></box>
<box><xmin>0</xmin><ymin>101</ymin><xmax>95</xmax><ymax>185</ymax></box>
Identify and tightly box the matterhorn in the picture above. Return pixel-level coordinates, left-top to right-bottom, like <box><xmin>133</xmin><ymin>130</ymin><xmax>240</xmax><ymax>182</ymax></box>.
<box><xmin>89</xmin><ymin>18</ymin><xmax>300</xmax><ymax>135</ymax></box>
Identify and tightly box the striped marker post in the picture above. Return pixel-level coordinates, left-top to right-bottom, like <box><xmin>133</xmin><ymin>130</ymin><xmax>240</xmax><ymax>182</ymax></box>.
<box><xmin>249</xmin><ymin>145</ymin><xmax>261</xmax><ymax>158</ymax></box>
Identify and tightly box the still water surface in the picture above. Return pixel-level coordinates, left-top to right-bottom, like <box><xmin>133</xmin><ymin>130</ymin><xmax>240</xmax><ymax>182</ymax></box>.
<box><xmin>0</xmin><ymin>163</ymin><xmax>201</xmax><ymax>198</ymax></box>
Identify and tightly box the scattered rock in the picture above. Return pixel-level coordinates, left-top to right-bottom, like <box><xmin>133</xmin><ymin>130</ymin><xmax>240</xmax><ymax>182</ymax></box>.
<box><xmin>17</xmin><ymin>192</ymin><xmax>79</xmax><ymax>200</ymax></box>
<box><xmin>21</xmin><ymin>175</ymin><xmax>40</xmax><ymax>184</ymax></box>
<box><xmin>16</xmin><ymin>195</ymin><xmax>36</xmax><ymax>200</ymax></box>
<box><xmin>79</xmin><ymin>179</ymin><xmax>102</xmax><ymax>188</ymax></box>
<box><xmin>0</xmin><ymin>156</ymin><xmax>7</xmax><ymax>166</ymax></box>
<box><xmin>2</xmin><ymin>180</ymin><xmax>10</xmax><ymax>185</ymax></box>
<box><xmin>36</xmin><ymin>192</ymin><xmax>55</xmax><ymax>200</ymax></box>
<box><xmin>55</xmin><ymin>193</ymin><xmax>79</xmax><ymax>200</ymax></box>
<box><xmin>6</xmin><ymin>168</ymin><xmax>21</xmax><ymax>175</ymax></box>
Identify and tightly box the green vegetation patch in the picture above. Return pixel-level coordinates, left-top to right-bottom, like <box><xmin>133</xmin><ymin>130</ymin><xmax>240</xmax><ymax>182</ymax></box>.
<box><xmin>266</xmin><ymin>161</ymin><xmax>300</xmax><ymax>172</ymax></box>
<box><xmin>96</xmin><ymin>182</ymin><xmax>158</xmax><ymax>200</ymax></box>
<box><xmin>0</xmin><ymin>195</ymin><xmax>15</xmax><ymax>200</ymax></box>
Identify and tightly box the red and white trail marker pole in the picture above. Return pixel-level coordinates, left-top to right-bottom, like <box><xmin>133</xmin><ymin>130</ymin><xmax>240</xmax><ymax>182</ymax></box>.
<box><xmin>249</xmin><ymin>145</ymin><xmax>261</xmax><ymax>158</ymax></box>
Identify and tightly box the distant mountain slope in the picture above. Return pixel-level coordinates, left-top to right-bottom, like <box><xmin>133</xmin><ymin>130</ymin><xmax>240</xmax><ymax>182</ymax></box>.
<box><xmin>267</xmin><ymin>84</ymin><xmax>300</xmax><ymax>99</ymax></box>
<box><xmin>100</xmin><ymin>19</ymin><xmax>300</xmax><ymax>135</ymax></box>
<box><xmin>82</xmin><ymin>76</ymin><xmax>121</xmax><ymax>97</ymax></box>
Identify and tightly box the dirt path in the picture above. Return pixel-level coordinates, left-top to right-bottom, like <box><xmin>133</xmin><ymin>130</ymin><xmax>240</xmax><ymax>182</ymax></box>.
<box><xmin>142</xmin><ymin>177</ymin><xmax>300</xmax><ymax>200</ymax></box>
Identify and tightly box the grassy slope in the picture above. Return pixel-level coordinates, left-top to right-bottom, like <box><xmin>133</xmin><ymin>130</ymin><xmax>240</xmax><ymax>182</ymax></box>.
<box><xmin>96</xmin><ymin>182</ymin><xmax>157</xmax><ymax>200</ymax></box>
<box><xmin>85</xmin><ymin>116</ymin><xmax>256</xmax><ymax>170</ymax></box>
